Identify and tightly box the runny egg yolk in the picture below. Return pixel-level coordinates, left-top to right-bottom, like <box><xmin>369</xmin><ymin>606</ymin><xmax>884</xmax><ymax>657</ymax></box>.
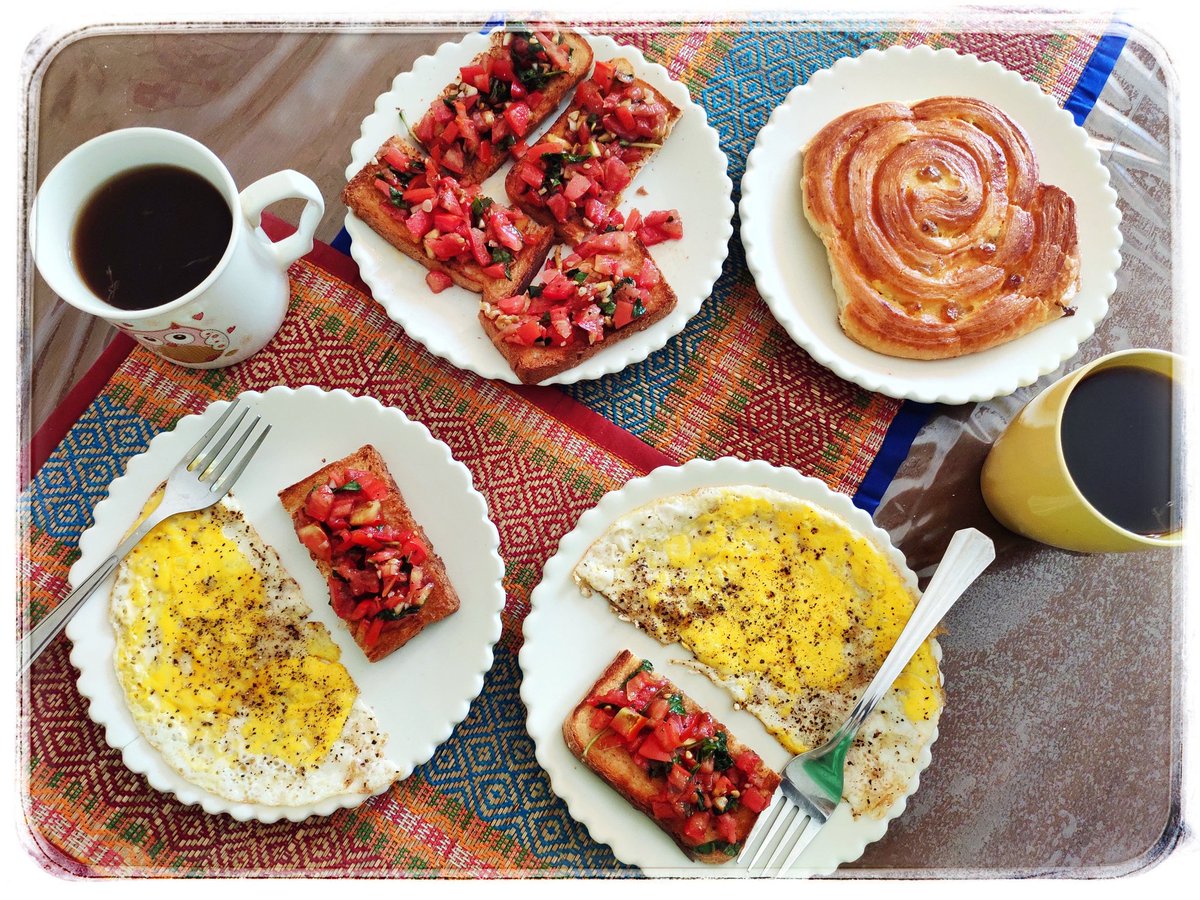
<box><xmin>636</xmin><ymin>494</ymin><xmax>939</xmax><ymax>742</ymax></box>
<box><xmin>114</xmin><ymin>506</ymin><xmax>357</xmax><ymax>768</ymax></box>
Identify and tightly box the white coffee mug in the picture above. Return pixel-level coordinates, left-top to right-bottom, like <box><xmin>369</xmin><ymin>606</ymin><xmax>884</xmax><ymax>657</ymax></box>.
<box><xmin>29</xmin><ymin>127</ymin><xmax>324</xmax><ymax>368</ymax></box>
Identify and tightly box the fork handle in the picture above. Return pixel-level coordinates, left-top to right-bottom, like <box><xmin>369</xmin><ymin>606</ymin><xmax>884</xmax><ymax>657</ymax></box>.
<box><xmin>19</xmin><ymin>507</ymin><xmax>172</xmax><ymax>675</ymax></box>
<box><xmin>832</xmin><ymin>527</ymin><xmax>996</xmax><ymax>744</ymax></box>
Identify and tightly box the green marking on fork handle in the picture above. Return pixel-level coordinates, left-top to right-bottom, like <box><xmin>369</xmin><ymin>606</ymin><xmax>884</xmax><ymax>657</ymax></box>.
<box><xmin>803</xmin><ymin>733</ymin><xmax>854</xmax><ymax>801</ymax></box>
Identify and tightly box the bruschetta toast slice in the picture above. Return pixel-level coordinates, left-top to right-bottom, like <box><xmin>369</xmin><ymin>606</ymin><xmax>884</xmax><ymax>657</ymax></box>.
<box><xmin>343</xmin><ymin>136</ymin><xmax>554</xmax><ymax>301</ymax></box>
<box><xmin>412</xmin><ymin>24</ymin><xmax>593</xmax><ymax>183</ymax></box>
<box><xmin>563</xmin><ymin>650</ymin><xmax>781</xmax><ymax>864</ymax></box>
<box><xmin>478</xmin><ymin>228</ymin><xmax>677</xmax><ymax>384</ymax></box>
<box><xmin>506</xmin><ymin>58</ymin><xmax>682</xmax><ymax>245</ymax></box>
<box><xmin>279</xmin><ymin>444</ymin><xmax>460</xmax><ymax>663</ymax></box>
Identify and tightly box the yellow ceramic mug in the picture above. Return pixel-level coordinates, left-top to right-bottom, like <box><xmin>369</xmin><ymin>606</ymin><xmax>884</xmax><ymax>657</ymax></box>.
<box><xmin>981</xmin><ymin>348</ymin><xmax>1183</xmax><ymax>552</ymax></box>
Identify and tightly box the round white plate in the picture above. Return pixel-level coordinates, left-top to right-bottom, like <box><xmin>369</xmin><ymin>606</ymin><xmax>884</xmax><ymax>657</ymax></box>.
<box><xmin>66</xmin><ymin>386</ymin><xmax>505</xmax><ymax>823</ymax></box>
<box><xmin>519</xmin><ymin>457</ymin><xmax>940</xmax><ymax>876</ymax></box>
<box><xmin>740</xmin><ymin>45</ymin><xmax>1123</xmax><ymax>405</ymax></box>
<box><xmin>345</xmin><ymin>26</ymin><xmax>733</xmax><ymax>385</ymax></box>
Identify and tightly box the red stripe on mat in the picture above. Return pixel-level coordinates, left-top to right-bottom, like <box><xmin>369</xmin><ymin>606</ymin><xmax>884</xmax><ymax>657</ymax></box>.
<box><xmin>26</xmin><ymin>214</ymin><xmax>678</xmax><ymax>483</ymax></box>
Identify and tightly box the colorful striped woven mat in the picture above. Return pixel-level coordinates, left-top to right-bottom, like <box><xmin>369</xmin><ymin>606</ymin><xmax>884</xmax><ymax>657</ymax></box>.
<box><xmin>21</xmin><ymin>21</ymin><xmax>1110</xmax><ymax>877</ymax></box>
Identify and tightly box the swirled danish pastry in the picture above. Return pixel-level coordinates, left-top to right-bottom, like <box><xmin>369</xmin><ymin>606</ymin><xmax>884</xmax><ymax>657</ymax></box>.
<box><xmin>801</xmin><ymin>98</ymin><xmax>1080</xmax><ymax>359</ymax></box>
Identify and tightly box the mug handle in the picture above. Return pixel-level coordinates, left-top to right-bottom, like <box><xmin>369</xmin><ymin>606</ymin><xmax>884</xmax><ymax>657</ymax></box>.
<box><xmin>238</xmin><ymin>170</ymin><xmax>325</xmax><ymax>269</ymax></box>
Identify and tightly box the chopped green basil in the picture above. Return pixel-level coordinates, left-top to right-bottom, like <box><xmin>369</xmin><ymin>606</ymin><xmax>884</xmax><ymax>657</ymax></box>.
<box><xmin>489</xmin><ymin>246</ymin><xmax>515</xmax><ymax>279</ymax></box>
<box><xmin>377</xmin><ymin>605</ymin><xmax>420</xmax><ymax>621</ymax></box>
<box><xmin>470</xmin><ymin>195</ymin><xmax>494</xmax><ymax>226</ymax></box>
<box><xmin>528</xmin><ymin>283</ymin><xmax>544</xmax><ymax>298</ymax></box>
<box><xmin>667</xmin><ymin>693</ymin><xmax>686</xmax><ymax>715</ymax></box>
<box><xmin>335</xmin><ymin>481</ymin><xmax>362</xmax><ymax>492</ymax></box>
<box><xmin>566</xmin><ymin>267</ymin><xmax>589</xmax><ymax>284</ymax></box>
<box><xmin>696</xmin><ymin>731</ymin><xmax>734</xmax><ymax>771</ymax></box>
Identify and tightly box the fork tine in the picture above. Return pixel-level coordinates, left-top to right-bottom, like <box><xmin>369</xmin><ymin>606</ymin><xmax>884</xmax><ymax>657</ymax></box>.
<box><xmin>776</xmin><ymin>814</ymin><xmax>824</xmax><ymax>874</ymax></box>
<box><xmin>204</xmin><ymin>414</ymin><xmax>264</xmax><ymax>488</ymax></box>
<box><xmin>741</xmin><ymin>797</ymin><xmax>791</xmax><ymax>872</ymax></box>
<box><xmin>758</xmin><ymin>804</ymin><xmax>809</xmax><ymax>875</ymax></box>
<box><xmin>183</xmin><ymin>399</ymin><xmax>241</xmax><ymax>469</ymax></box>
<box><xmin>211</xmin><ymin>422</ymin><xmax>271</xmax><ymax>496</ymax></box>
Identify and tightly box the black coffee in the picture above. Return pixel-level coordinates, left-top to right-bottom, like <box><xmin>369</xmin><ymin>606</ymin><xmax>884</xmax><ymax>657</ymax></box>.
<box><xmin>72</xmin><ymin>164</ymin><xmax>233</xmax><ymax>311</ymax></box>
<box><xmin>1060</xmin><ymin>365</ymin><xmax>1182</xmax><ymax>536</ymax></box>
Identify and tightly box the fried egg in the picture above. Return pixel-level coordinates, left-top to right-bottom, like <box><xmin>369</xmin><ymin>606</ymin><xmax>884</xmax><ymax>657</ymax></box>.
<box><xmin>573</xmin><ymin>485</ymin><xmax>942</xmax><ymax>818</ymax></box>
<box><xmin>110</xmin><ymin>495</ymin><xmax>400</xmax><ymax>806</ymax></box>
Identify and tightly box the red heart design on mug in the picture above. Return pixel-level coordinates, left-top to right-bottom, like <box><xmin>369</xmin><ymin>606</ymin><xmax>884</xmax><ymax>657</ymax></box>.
<box><xmin>192</xmin><ymin>311</ymin><xmax>205</xmax><ymax>321</ymax></box>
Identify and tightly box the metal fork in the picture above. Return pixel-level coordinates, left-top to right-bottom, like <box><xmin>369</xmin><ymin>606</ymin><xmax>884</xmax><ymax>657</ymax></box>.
<box><xmin>740</xmin><ymin>527</ymin><xmax>996</xmax><ymax>876</ymax></box>
<box><xmin>19</xmin><ymin>399</ymin><xmax>271</xmax><ymax>674</ymax></box>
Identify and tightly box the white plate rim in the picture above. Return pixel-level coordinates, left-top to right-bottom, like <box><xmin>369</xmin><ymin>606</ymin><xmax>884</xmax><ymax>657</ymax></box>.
<box><xmin>739</xmin><ymin>44</ymin><xmax>1123</xmax><ymax>405</ymax></box>
<box><xmin>519</xmin><ymin>456</ymin><xmax>941</xmax><ymax>876</ymax></box>
<box><xmin>65</xmin><ymin>385</ymin><xmax>505</xmax><ymax>823</ymax></box>
<box><xmin>344</xmin><ymin>26</ymin><xmax>733</xmax><ymax>385</ymax></box>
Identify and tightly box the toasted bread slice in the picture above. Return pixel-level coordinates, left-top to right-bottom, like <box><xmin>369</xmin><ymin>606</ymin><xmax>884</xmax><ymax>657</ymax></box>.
<box><xmin>413</xmin><ymin>26</ymin><xmax>593</xmax><ymax>183</ymax></box>
<box><xmin>343</xmin><ymin>137</ymin><xmax>553</xmax><ymax>302</ymax></box>
<box><xmin>278</xmin><ymin>444</ymin><xmax>460</xmax><ymax>663</ymax></box>
<box><xmin>506</xmin><ymin>58</ymin><xmax>682</xmax><ymax>244</ymax></box>
<box><xmin>479</xmin><ymin>230</ymin><xmax>677</xmax><ymax>384</ymax></box>
<box><xmin>563</xmin><ymin>650</ymin><xmax>782</xmax><ymax>865</ymax></box>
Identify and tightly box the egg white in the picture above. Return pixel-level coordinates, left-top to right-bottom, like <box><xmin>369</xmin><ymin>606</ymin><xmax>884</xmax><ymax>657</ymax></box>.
<box><xmin>109</xmin><ymin>496</ymin><xmax>400</xmax><ymax>807</ymax></box>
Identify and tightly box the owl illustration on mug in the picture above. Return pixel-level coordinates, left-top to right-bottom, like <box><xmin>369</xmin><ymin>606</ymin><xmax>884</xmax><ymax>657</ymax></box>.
<box><xmin>123</xmin><ymin>321</ymin><xmax>237</xmax><ymax>363</ymax></box>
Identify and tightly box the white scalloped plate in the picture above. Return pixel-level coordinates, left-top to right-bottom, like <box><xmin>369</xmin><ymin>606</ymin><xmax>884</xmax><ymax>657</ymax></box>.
<box><xmin>345</xmin><ymin>26</ymin><xmax>733</xmax><ymax>385</ymax></box>
<box><xmin>65</xmin><ymin>386</ymin><xmax>505</xmax><ymax>823</ymax></box>
<box><xmin>740</xmin><ymin>45</ymin><xmax>1122</xmax><ymax>405</ymax></box>
<box><xmin>520</xmin><ymin>458</ymin><xmax>940</xmax><ymax>876</ymax></box>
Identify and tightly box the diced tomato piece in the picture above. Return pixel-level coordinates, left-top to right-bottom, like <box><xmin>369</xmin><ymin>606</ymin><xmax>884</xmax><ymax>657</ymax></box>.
<box><xmin>682</xmin><ymin>811</ymin><xmax>712</xmax><ymax>843</ymax></box>
<box><xmin>402</xmin><ymin>186</ymin><xmax>435</xmax><ymax>204</ymax></box>
<box><xmin>734</xmin><ymin>750</ymin><xmax>763</xmax><ymax>775</ymax></box>
<box><xmin>442</xmin><ymin>144</ymin><xmax>466</xmax><ymax>174</ymax></box>
<box><xmin>305</xmin><ymin>485</ymin><xmax>335</xmax><ymax>521</ymax></box>
<box><xmin>741</xmin><ymin>787</ymin><xmax>771</xmax><ymax>814</ymax></box>
<box><xmin>715</xmin><ymin>810</ymin><xmax>741</xmax><ymax>844</ymax></box>
<box><xmin>511</xmin><ymin>320</ymin><xmax>545</xmax><ymax>346</ymax></box>
<box><xmin>503</xmin><ymin>101</ymin><xmax>532</xmax><ymax>137</ymax></box>
<box><xmin>539</xmin><ymin>273</ymin><xmax>577</xmax><ymax>302</ymax></box>
<box><xmin>517</xmin><ymin>162</ymin><xmax>544</xmax><ymax>189</ymax></box>
<box><xmin>477</xmin><ymin>140</ymin><xmax>493</xmax><ymax>167</ymax></box>
<box><xmin>296</xmin><ymin>523</ymin><xmax>331</xmax><ymax>562</ymax></box>
<box><xmin>429</xmin><ymin>233</ymin><xmax>468</xmax><ymax>260</ymax></box>
<box><xmin>592</xmin><ymin>59</ymin><xmax>616</xmax><ymax>93</ymax></box>
<box><xmin>667</xmin><ymin>763</ymin><xmax>692</xmax><ymax>792</ymax></box>
<box><xmin>615</xmin><ymin>105</ymin><xmax>637</xmax><ymax>133</ymax></box>
<box><xmin>496</xmin><ymin>294</ymin><xmax>529</xmax><ymax>314</ymax></box>
<box><xmin>590</xmin><ymin>707</ymin><xmax>614</xmax><ymax>730</ymax></box>
<box><xmin>433</xmin><ymin>212</ymin><xmax>463</xmax><ymax>234</ymax></box>
<box><xmin>603</xmin><ymin>156</ymin><xmax>632</xmax><ymax>192</ymax></box>
<box><xmin>646</xmin><ymin>697</ymin><xmax>670</xmax><ymax>724</ymax></box>
<box><xmin>488</xmin><ymin>212</ymin><xmax>525</xmax><ymax>251</ymax></box>
<box><xmin>646</xmin><ymin>208</ymin><xmax>684</xmax><ymax>239</ymax></box>
<box><xmin>492</xmin><ymin>55</ymin><xmax>515</xmax><ymax>82</ymax></box>
<box><xmin>524</xmin><ymin>141</ymin><xmax>561</xmax><ymax>161</ymax></box>
<box><xmin>588</xmin><ymin>690</ymin><xmax>629</xmax><ymax>708</ymax></box>
<box><xmin>576</xmin><ymin>80</ymin><xmax>604</xmax><ymax>114</ymax></box>
<box><xmin>535</xmin><ymin>31</ymin><xmax>569</xmax><ymax>69</ymax></box>
<box><xmin>651</xmin><ymin>800</ymin><xmax>677</xmax><ymax>822</ymax></box>
<box><xmin>610</xmin><ymin>707</ymin><xmax>649</xmax><ymax>741</ymax></box>
<box><xmin>426</xmin><ymin>270</ymin><xmax>453</xmax><ymax>295</ymax></box>
<box><xmin>482</xmin><ymin>263</ymin><xmax>508</xmax><ymax>278</ymax></box>
<box><xmin>404</xmin><ymin>208</ymin><xmax>432</xmax><ymax>240</ymax></box>
<box><xmin>363</xmin><ymin>616</ymin><xmax>385</xmax><ymax>650</ymax></box>
<box><xmin>382</xmin><ymin>146</ymin><xmax>412</xmax><ymax>170</ymax></box>
<box><xmin>639</xmin><ymin>224</ymin><xmax>667</xmax><ymax>246</ymax></box>
<box><xmin>575</xmin><ymin>230</ymin><xmax>631</xmax><ymax>257</ymax></box>
<box><xmin>374</xmin><ymin>178</ymin><xmax>396</xmax><ymax>200</ymax></box>
<box><xmin>413</xmin><ymin>113</ymin><xmax>436</xmax><ymax>145</ymax></box>
<box><xmin>401</xmin><ymin>536</ymin><xmax>428</xmax><ymax>565</ymax></box>
<box><xmin>635</xmin><ymin>257</ymin><xmax>661</xmax><ymax>288</ymax></box>
<box><xmin>466</xmin><ymin>227</ymin><xmax>491</xmax><ymax>267</ymax></box>
<box><xmin>328</xmin><ymin>577</ymin><xmax>356</xmax><ymax>618</ymax></box>
<box><xmin>613</xmin><ymin>298</ymin><xmax>634</xmax><ymax>329</ymax></box>
<box><xmin>635</xmin><ymin>734</ymin><xmax>674</xmax><ymax>763</ymax></box>
<box><xmin>546</xmin><ymin>192</ymin><xmax>570</xmax><ymax>223</ymax></box>
<box><xmin>564</xmin><ymin>172</ymin><xmax>591</xmax><ymax>202</ymax></box>
<box><xmin>460</xmin><ymin>63</ymin><xmax>486</xmax><ymax>85</ymax></box>
<box><xmin>584</xmin><ymin>198</ymin><xmax>609</xmax><ymax>229</ymax></box>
